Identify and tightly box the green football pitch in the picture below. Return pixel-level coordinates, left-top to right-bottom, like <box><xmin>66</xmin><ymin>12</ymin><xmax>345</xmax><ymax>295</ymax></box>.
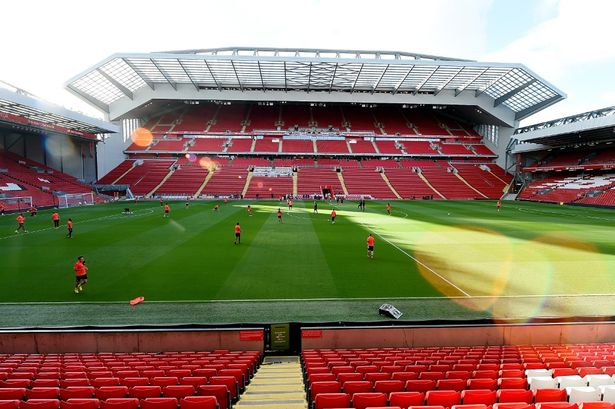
<box><xmin>0</xmin><ymin>199</ymin><xmax>614</xmax><ymax>326</ymax></box>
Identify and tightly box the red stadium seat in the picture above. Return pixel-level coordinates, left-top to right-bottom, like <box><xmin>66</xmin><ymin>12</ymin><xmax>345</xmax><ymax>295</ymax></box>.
<box><xmin>342</xmin><ymin>380</ymin><xmax>372</xmax><ymax>394</ymax></box>
<box><xmin>436</xmin><ymin>379</ymin><xmax>466</xmax><ymax>391</ymax></box>
<box><xmin>309</xmin><ymin>381</ymin><xmax>342</xmax><ymax>402</ymax></box>
<box><xmin>129</xmin><ymin>387</ymin><xmax>162</xmax><ymax>399</ymax></box>
<box><xmin>0</xmin><ymin>389</ymin><xmax>26</xmax><ymax>400</ymax></box>
<box><xmin>32</xmin><ymin>380</ymin><xmax>60</xmax><ymax>388</ymax></box>
<box><xmin>579</xmin><ymin>403</ymin><xmax>614</xmax><ymax>409</ymax></box>
<box><xmin>405</xmin><ymin>379</ymin><xmax>437</xmax><ymax>392</ymax></box>
<box><xmin>0</xmin><ymin>380</ymin><xmax>31</xmax><ymax>388</ymax></box>
<box><xmin>461</xmin><ymin>389</ymin><xmax>497</xmax><ymax>405</ymax></box>
<box><xmin>208</xmin><ymin>377</ymin><xmax>237</xmax><ymax>402</ymax></box>
<box><xmin>99</xmin><ymin>399</ymin><xmax>139</xmax><ymax>409</ymax></box>
<box><xmin>534</xmin><ymin>388</ymin><xmax>567</xmax><ymax>402</ymax></box>
<box><xmin>452</xmin><ymin>405</ymin><xmax>488</xmax><ymax>409</ymax></box>
<box><xmin>178</xmin><ymin>377</ymin><xmax>207</xmax><ymax>388</ymax></box>
<box><xmin>94</xmin><ymin>387</ymin><xmax>128</xmax><ymax>400</ymax></box>
<box><xmin>336</xmin><ymin>373</ymin><xmax>362</xmax><ymax>383</ymax></box>
<box><xmin>493</xmin><ymin>404</ymin><xmax>535</xmax><ymax>409</ymax></box>
<box><xmin>313</xmin><ymin>392</ymin><xmax>350</xmax><ymax>409</ymax></box>
<box><xmin>196</xmin><ymin>385</ymin><xmax>230</xmax><ymax>409</ymax></box>
<box><xmin>351</xmin><ymin>392</ymin><xmax>387</xmax><ymax>409</ymax></box>
<box><xmin>467</xmin><ymin>378</ymin><xmax>497</xmax><ymax>390</ymax></box>
<box><xmin>60</xmin><ymin>380</ymin><xmax>90</xmax><ymax>388</ymax></box>
<box><xmin>20</xmin><ymin>400</ymin><xmax>60</xmax><ymax>409</ymax></box>
<box><xmin>26</xmin><ymin>388</ymin><xmax>60</xmax><ymax>400</ymax></box>
<box><xmin>139</xmin><ymin>398</ymin><xmax>178</xmax><ymax>409</ymax></box>
<box><xmin>179</xmin><ymin>396</ymin><xmax>217</xmax><ymax>409</ymax></box>
<box><xmin>374</xmin><ymin>380</ymin><xmax>404</xmax><ymax>394</ymax></box>
<box><xmin>392</xmin><ymin>372</ymin><xmax>419</xmax><ymax>382</ymax></box>
<box><xmin>162</xmin><ymin>385</ymin><xmax>195</xmax><ymax>399</ymax></box>
<box><xmin>90</xmin><ymin>379</ymin><xmax>120</xmax><ymax>388</ymax></box>
<box><xmin>389</xmin><ymin>391</ymin><xmax>426</xmax><ymax>408</ymax></box>
<box><xmin>60</xmin><ymin>387</ymin><xmax>96</xmax><ymax>400</ymax></box>
<box><xmin>426</xmin><ymin>390</ymin><xmax>462</xmax><ymax>407</ymax></box>
<box><xmin>497</xmin><ymin>389</ymin><xmax>534</xmax><ymax>403</ymax></box>
<box><xmin>149</xmin><ymin>378</ymin><xmax>179</xmax><ymax>387</ymax></box>
<box><xmin>0</xmin><ymin>400</ymin><xmax>20</xmax><ymax>409</ymax></box>
<box><xmin>120</xmin><ymin>378</ymin><xmax>149</xmax><ymax>387</ymax></box>
<box><xmin>61</xmin><ymin>399</ymin><xmax>101</xmax><ymax>409</ymax></box>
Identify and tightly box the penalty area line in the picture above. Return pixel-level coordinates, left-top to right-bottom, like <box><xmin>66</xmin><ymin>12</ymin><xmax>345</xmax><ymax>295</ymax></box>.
<box><xmin>370</xmin><ymin>230</ymin><xmax>472</xmax><ymax>298</ymax></box>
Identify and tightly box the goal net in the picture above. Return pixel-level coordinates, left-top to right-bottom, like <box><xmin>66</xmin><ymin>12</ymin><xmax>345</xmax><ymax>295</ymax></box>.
<box><xmin>0</xmin><ymin>196</ymin><xmax>33</xmax><ymax>211</ymax></box>
<box><xmin>58</xmin><ymin>192</ymin><xmax>95</xmax><ymax>208</ymax></box>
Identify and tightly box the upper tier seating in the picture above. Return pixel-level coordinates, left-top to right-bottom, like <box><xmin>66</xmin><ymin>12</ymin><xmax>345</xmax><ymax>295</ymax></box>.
<box><xmin>342</xmin><ymin>168</ymin><xmax>397</xmax><ymax>199</ymax></box>
<box><xmin>207</xmin><ymin>104</ymin><xmax>245</xmax><ymax>133</ymax></box>
<box><xmin>420</xmin><ymin>166</ymin><xmax>481</xmax><ymax>199</ymax></box>
<box><xmin>297</xmin><ymin>168</ymin><xmax>344</xmax><ymax>196</ymax></box>
<box><xmin>385</xmin><ymin>169</ymin><xmax>439</xmax><ymax>199</ymax></box>
<box><xmin>454</xmin><ymin>164</ymin><xmax>509</xmax><ymax>199</ymax></box>
<box><xmin>200</xmin><ymin>166</ymin><xmax>247</xmax><ymax>197</ymax></box>
<box><xmin>312</xmin><ymin>106</ymin><xmax>344</xmax><ymax>129</ymax></box>
<box><xmin>316</xmin><ymin>140</ymin><xmax>349</xmax><ymax>154</ymax></box>
<box><xmin>148</xmin><ymin>139</ymin><xmax>186</xmax><ymax>153</ymax></box>
<box><xmin>226</xmin><ymin>138</ymin><xmax>253</xmax><ymax>153</ymax></box>
<box><xmin>342</xmin><ymin>106</ymin><xmax>378</xmax><ymax>132</ymax></box>
<box><xmin>245</xmin><ymin>105</ymin><xmax>279</xmax><ymax>132</ymax></box>
<box><xmin>348</xmin><ymin>139</ymin><xmax>376</xmax><ymax>154</ymax></box>
<box><xmin>281</xmin><ymin>139</ymin><xmax>314</xmax><ymax>154</ymax></box>
<box><xmin>186</xmin><ymin>138</ymin><xmax>225</xmax><ymax>153</ymax></box>
<box><xmin>253</xmin><ymin>137</ymin><xmax>280</xmax><ymax>153</ymax></box>
<box><xmin>114</xmin><ymin>160</ymin><xmax>175</xmax><ymax>196</ymax></box>
<box><xmin>400</xmin><ymin>141</ymin><xmax>437</xmax><ymax>155</ymax></box>
<box><xmin>156</xmin><ymin>166</ymin><xmax>208</xmax><ymax>196</ymax></box>
<box><xmin>171</xmin><ymin>106</ymin><xmax>217</xmax><ymax>133</ymax></box>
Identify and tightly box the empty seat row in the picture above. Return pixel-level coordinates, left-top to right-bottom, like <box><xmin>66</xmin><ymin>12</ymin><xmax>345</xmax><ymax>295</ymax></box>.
<box><xmin>0</xmin><ymin>397</ymin><xmax>218</xmax><ymax>409</ymax></box>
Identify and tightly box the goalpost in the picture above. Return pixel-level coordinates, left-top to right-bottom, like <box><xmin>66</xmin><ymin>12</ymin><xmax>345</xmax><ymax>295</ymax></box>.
<box><xmin>57</xmin><ymin>192</ymin><xmax>95</xmax><ymax>208</ymax></box>
<box><xmin>1</xmin><ymin>196</ymin><xmax>33</xmax><ymax>211</ymax></box>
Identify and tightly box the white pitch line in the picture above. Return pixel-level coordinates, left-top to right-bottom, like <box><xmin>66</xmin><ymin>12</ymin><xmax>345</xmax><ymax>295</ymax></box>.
<box><xmin>2</xmin><ymin>292</ymin><xmax>611</xmax><ymax>305</ymax></box>
<box><xmin>0</xmin><ymin>207</ymin><xmax>156</xmax><ymax>241</ymax></box>
<box><xmin>371</xmin><ymin>230</ymin><xmax>472</xmax><ymax>297</ymax></box>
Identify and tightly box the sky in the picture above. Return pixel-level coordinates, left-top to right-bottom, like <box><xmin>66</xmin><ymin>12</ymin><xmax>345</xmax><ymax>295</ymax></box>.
<box><xmin>0</xmin><ymin>0</ymin><xmax>614</xmax><ymax>126</ymax></box>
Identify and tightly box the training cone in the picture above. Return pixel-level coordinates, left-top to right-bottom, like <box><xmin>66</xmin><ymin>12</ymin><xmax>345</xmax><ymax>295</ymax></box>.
<box><xmin>130</xmin><ymin>296</ymin><xmax>145</xmax><ymax>306</ymax></box>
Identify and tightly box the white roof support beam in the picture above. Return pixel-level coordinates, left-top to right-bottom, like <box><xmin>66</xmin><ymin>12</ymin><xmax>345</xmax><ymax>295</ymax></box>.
<box><xmin>351</xmin><ymin>63</ymin><xmax>364</xmax><ymax>93</ymax></box>
<box><xmin>475</xmin><ymin>68</ymin><xmax>514</xmax><ymax>97</ymax></box>
<box><xmin>455</xmin><ymin>67</ymin><xmax>489</xmax><ymax>96</ymax></box>
<box><xmin>230</xmin><ymin>60</ymin><xmax>243</xmax><ymax>91</ymax></box>
<box><xmin>66</xmin><ymin>84</ymin><xmax>110</xmax><ymax>112</ymax></box>
<box><xmin>150</xmin><ymin>59</ymin><xmax>177</xmax><ymax>91</ymax></box>
<box><xmin>328</xmin><ymin>63</ymin><xmax>339</xmax><ymax>93</ymax></box>
<box><xmin>203</xmin><ymin>60</ymin><xmax>221</xmax><ymax>90</ymax></box>
<box><xmin>434</xmin><ymin>67</ymin><xmax>463</xmax><ymax>96</ymax></box>
<box><xmin>371</xmin><ymin>64</ymin><xmax>390</xmax><ymax>93</ymax></box>
<box><xmin>515</xmin><ymin>95</ymin><xmax>562</xmax><ymax>120</ymax></box>
<box><xmin>257</xmin><ymin>61</ymin><xmax>265</xmax><ymax>90</ymax></box>
<box><xmin>414</xmin><ymin>67</ymin><xmax>438</xmax><ymax>95</ymax></box>
<box><xmin>177</xmin><ymin>60</ymin><xmax>200</xmax><ymax>91</ymax></box>
<box><xmin>96</xmin><ymin>69</ymin><xmax>133</xmax><ymax>100</ymax></box>
<box><xmin>494</xmin><ymin>79</ymin><xmax>536</xmax><ymax>107</ymax></box>
<box><xmin>122</xmin><ymin>58</ymin><xmax>155</xmax><ymax>91</ymax></box>
<box><xmin>393</xmin><ymin>65</ymin><xmax>415</xmax><ymax>95</ymax></box>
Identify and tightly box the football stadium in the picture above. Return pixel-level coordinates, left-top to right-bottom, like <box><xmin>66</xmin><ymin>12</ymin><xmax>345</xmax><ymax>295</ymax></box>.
<box><xmin>1</xmin><ymin>27</ymin><xmax>615</xmax><ymax>409</ymax></box>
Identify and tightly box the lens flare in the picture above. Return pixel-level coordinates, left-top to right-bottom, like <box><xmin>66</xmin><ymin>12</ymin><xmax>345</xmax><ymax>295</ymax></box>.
<box><xmin>198</xmin><ymin>157</ymin><xmax>219</xmax><ymax>172</ymax></box>
<box><xmin>131</xmin><ymin>128</ymin><xmax>153</xmax><ymax>147</ymax></box>
<box><xmin>45</xmin><ymin>136</ymin><xmax>78</xmax><ymax>161</ymax></box>
<box><xmin>185</xmin><ymin>153</ymin><xmax>197</xmax><ymax>163</ymax></box>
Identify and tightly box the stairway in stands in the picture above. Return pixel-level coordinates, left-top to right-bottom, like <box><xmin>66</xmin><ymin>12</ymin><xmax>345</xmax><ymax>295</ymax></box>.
<box><xmin>236</xmin><ymin>356</ymin><xmax>307</xmax><ymax>409</ymax></box>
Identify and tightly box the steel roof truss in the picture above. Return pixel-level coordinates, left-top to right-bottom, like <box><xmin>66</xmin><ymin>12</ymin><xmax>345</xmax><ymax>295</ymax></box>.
<box><xmin>177</xmin><ymin>59</ymin><xmax>200</xmax><ymax>91</ymax></box>
<box><xmin>150</xmin><ymin>59</ymin><xmax>177</xmax><ymax>90</ymax></box>
<box><xmin>95</xmin><ymin>69</ymin><xmax>133</xmax><ymax>100</ymax></box>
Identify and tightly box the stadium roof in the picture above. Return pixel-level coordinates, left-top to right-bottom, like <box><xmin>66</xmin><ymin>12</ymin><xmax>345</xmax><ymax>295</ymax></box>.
<box><xmin>0</xmin><ymin>81</ymin><xmax>118</xmax><ymax>139</ymax></box>
<box><xmin>512</xmin><ymin>105</ymin><xmax>615</xmax><ymax>151</ymax></box>
<box><xmin>65</xmin><ymin>47</ymin><xmax>565</xmax><ymax>123</ymax></box>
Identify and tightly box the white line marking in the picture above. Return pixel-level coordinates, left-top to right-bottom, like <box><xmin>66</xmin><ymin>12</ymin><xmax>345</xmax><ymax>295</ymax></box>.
<box><xmin>0</xmin><ymin>207</ymin><xmax>156</xmax><ymax>240</ymax></box>
<box><xmin>0</xmin><ymin>292</ymin><xmax>610</xmax><ymax>305</ymax></box>
<box><xmin>371</xmin><ymin>230</ymin><xmax>472</xmax><ymax>297</ymax></box>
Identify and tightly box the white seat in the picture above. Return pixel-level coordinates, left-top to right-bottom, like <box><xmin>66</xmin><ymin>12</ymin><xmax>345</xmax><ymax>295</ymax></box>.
<box><xmin>557</xmin><ymin>375</ymin><xmax>587</xmax><ymax>388</ymax></box>
<box><xmin>600</xmin><ymin>385</ymin><xmax>615</xmax><ymax>403</ymax></box>
<box><xmin>585</xmin><ymin>374</ymin><xmax>613</xmax><ymax>387</ymax></box>
<box><xmin>527</xmin><ymin>369</ymin><xmax>553</xmax><ymax>378</ymax></box>
<box><xmin>529</xmin><ymin>376</ymin><xmax>558</xmax><ymax>390</ymax></box>
<box><xmin>567</xmin><ymin>386</ymin><xmax>600</xmax><ymax>403</ymax></box>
